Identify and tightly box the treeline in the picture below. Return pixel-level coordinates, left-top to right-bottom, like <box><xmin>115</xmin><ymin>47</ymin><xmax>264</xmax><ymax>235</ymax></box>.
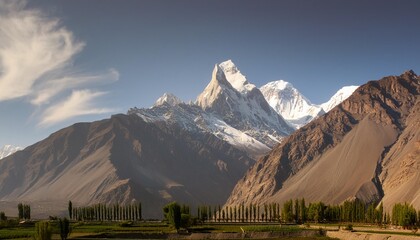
<box><xmin>194</xmin><ymin>199</ymin><xmax>419</xmax><ymax>228</ymax></box>
<box><xmin>0</xmin><ymin>203</ymin><xmax>31</xmax><ymax>222</ymax></box>
<box><xmin>70</xmin><ymin>202</ymin><xmax>142</xmax><ymax>221</ymax></box>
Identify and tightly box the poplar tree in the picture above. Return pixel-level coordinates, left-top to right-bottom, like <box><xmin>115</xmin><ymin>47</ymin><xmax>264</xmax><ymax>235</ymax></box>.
<box><xmin>68</xmin><ymin>201</ymin><xmax>73</xmax><ymax>220</ymax></box>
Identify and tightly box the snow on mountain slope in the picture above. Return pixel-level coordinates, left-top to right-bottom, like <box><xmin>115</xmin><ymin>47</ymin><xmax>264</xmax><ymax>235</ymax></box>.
<box><xmin>321</xmin><ymin>86</ymin><xmax>359</xmax><ymax>112</ymax></box>
<box><xmin>129</xmin><ymin>60</ymin><xmax>356</xmax><ymax>157</ymax></box>
<box><xmin>260</xmin><ymin>80</ymin><xmax>324</xmax><ymax>128</ymax></box>
<box><xmin>129</xmin><ymin>100</ymin><xmax>270</xmax><ymax>158</ymax></box>
<box><xmin>154</xmin><ymin>93</ymin><xmax>182</xmax><ymax>107</ymax></box>
<box><xmin>218</xmin><ymin>60</ymin><xmax>255</xmax><ymax>94</ymax></box>
<box><xmin>197</xmin><ymin>61</ymin><xmax>293</xmax><ymax>147</ymax></box>
<box><xmin>0</xmin><ymin>145</ymin><xmax>22</xmax><ymax>160</ymax></box>
<box><xmin>261</xmin><ymin>80</ymin><xmax>358</xmax><ymax>128</ymax></box>
<box><xmin>129</xmin><ymin>60</ymin><xmax>295</xmax><ymax>158</ymax></box>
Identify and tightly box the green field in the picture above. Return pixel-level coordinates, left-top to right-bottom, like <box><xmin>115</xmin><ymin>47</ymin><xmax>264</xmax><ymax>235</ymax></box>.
<box><xmin>0</xmin><ymin>221</ymin><xmax>334</xmax><ymax>240</ymax></box>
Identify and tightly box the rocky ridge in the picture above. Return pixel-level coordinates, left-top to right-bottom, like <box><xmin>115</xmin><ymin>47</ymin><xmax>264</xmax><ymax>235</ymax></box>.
<box><xmin>226</xmin><ymin>70</ymin><xmax>420</xmax><ymax>210</ymax></box>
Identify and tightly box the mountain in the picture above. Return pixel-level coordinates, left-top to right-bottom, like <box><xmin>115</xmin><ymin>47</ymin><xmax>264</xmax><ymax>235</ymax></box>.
<box><xmin>0</xmin><ymin>114</ymin><xmax>253</xmax><ymax>218</ymax></box>
<box><xmin>0</xmin><ymin>59</ymin><xmax>290</xmax><ymax>218</ymax></box>
<box><xmin>226</xmin><ymin>70</ymin><xmax>420</xmax><ymax>210</ymax></box>
<box><xmin>321</xmin><ymin>85</ymin><xmax>359</xmax><ymax>112</ymax></box>
<box><xmin>0</xmin><ymin>59</ymin><xmax>372</xmax><ymax>219</ymax></box>
<box><xmin>133</xmin><ymin>60</ymin><xmax>293</xmax><ymax>158</ymax></box>
<box><xmin>154</xmin><ymin>93</ymin><xmax>182</xmax><ymax>107</ymax></box>
<box><xmin>260</xmin><ymin>80</ymin><xmax>324</xmax><ymax>128</ymax></box>
<box><xmin>196</xmin><ymin>60</ymin><xmax>293</xmax><ymax>147</ymax></box>
<box><xmin>0</xmin><ymin>145</ymin><xmax>22</xmax><ymax>160</ymax></box>
<box><xmin>260</xmin><ymin>81</ymin><xmax>358</xmax><ymax>128</ymax></box>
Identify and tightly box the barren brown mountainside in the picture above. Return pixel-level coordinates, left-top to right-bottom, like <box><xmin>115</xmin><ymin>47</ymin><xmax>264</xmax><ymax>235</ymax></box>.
<box><xmin>0</xmin><ymin>114</ymin><xmax>252</xmax><ymax>218</ymax></box>
<box><xmin>226</xmin><ymin>70</ymin><xmax>420</xmax><ymax>209</ymax></box>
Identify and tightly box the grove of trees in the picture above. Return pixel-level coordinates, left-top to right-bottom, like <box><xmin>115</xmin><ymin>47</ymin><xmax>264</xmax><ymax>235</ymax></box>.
<box><xmin>191</xmin><ymin>199</ymin><xmax>418</xmax><ymax>228</ymax></box>
<box><xmin>163</xmin><ymin>202</ymin><xmax>192</xmax><ymax>230</ymax></box>
<box><xmin>17</xmin><ymin>203</ymin><xmax>31</xmax><ymax>220</ymax></box>
<box><xmin>71</xmin><ymin>202</ymin><xmax>141</xmax><ymax>221</ymax></box>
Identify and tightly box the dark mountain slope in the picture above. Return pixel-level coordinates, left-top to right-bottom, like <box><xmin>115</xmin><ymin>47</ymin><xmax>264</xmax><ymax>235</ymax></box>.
<box><xmin>0</xmin><ymin>114</ymin><xmax>252</xmax><ymax>218</ymax></box>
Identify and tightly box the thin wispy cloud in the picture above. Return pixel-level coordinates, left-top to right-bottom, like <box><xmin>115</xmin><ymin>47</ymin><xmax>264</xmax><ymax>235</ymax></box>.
<box><xmin>30</xmin><ymin>68</ymin><xmax>119</xmax><ymax>106</ymax></box>
<box><xmin>39</xmin><ymin>90</ymin><xmax>115</xmax><ymax>127</ymax></box>
<box><xmin>0</xmin><ymin>0</ymin><xmax>118</xmax><ymax>126</ymax></box>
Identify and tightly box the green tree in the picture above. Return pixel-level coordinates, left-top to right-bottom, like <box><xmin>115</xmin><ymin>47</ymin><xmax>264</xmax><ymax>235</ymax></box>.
<box><xmin>392</xmin><ymin>202</ymin><xmax>417</xmax><ymax>228</ymax></box>
<box><xmin>18</xmin><ymin>203</ymin><xmax>23</xmax><ymax>219</ymax></box>
<box><xmin>68</xmin><ymin>201</ymin><xmax>73</xmax><ymax>220</ymax></box>
<box><xmin>59</xmin><ymin>218</ymin><xmax>71</xmax><ymax>240</ymax></box>
<box><xmin>0</xmin><ymin>212</ymin><xmax>6</xmax><ymax>221</ymax></box>
<box><xmin>163</xmin><ymin>202</ymin><xmax>181</xmax><ymax>231</ymax></box>
<box><xmin>377</xmin><ymin>202</ymin><xmax>383</xmax><ymax>224</ymax></box>
<box><xmin>366</xmin><ymin>203</ymin><xmax>376</xmax><ymax>224</ymax></box>
<box><xmin>22</xmin><ymin>204</ymin><xmax>30</xmax><ymax>220</ymax></box>
<box><xmin>33</xmin><ymin>221</ymin><xmax>52</xmax><ymax>240</ymax></box>
<box><xmin>300</xmin><ymin>198</ymin><xmax>306</xmax><ymax>223</ymax></box>
<box><xmin>180</xmin><ymin>213</ymin><xmax>191</xmax><ymax>228</ymax></box>
<box><xmin>294</xmin><ymin>199</ymin><xmax>300</xmax><ymax>223</ymax></box>
<box><xmin>218</xmin><ymin>205</ymin><xmax>221</xmax><ymax>222</ymax></box>
<box><xmin>200</xmin><ymin>205</ymin><xmax>208</xmax><ymax>222</ymax></box>
<box><xmin>282</xmin><ymin>200</ymin><xmax>293</xmax><ymax>223</ymax></box>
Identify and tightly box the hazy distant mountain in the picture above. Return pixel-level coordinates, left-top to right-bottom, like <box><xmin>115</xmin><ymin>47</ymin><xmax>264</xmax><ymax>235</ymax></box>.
<box><xmin>226</xmin><ymin>70</ymin><xmax>420</xmax><ymax>210</ymax></box>
<box><xmin>153</xmin><ymin>93</ymin><xmax>182</xmax><ymax>107</ymax></box>
<box><xmin>0</xmin><ymin>114</ymin><xmax>253</xmax><ymax>218</ymax></box>
<box><xmin>260</xmin><ymin>80</ymin><xmax>357</xmax><ymax>128</ymax></box>
<box><xmin>260</xmin><ymin>80</ymin><xmax>324</xmax><ymax>128</ymax></box>
<box><xmin>0</xmin><ymin>145</ymin><xmax>22</xmax><ymax>160</ymax></box>
<box><xmin>321</xmin><ymin>85</ymin><xmax>359</xmax><ymax>112</ymax></box>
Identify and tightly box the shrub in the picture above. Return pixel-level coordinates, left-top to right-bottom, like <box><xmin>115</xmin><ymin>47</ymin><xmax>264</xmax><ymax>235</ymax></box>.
<box><xmin>318</xmin><ymin>227</ymin><xmax>326</xmax><ymax>236</ymax></box>
<box><xmin>119</xmin><ymin>221</ymin><xmax>133</xmax><ymax>227</ymax></box>
<box><xmin>345</xmin><ymin>224</ymin><xmax>353</xmax><ymax>231</ymax></box>
<box><xmin>33</xmin><ymin>221</ymin><xmax>52</xmax><ymax>240</ymax></box>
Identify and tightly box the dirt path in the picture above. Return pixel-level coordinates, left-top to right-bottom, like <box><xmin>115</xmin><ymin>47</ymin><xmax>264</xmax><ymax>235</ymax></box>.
<box><xmin>326</xmin><ymin>231</ymin><xmax>419</xmax><ymax>240</ymax></box>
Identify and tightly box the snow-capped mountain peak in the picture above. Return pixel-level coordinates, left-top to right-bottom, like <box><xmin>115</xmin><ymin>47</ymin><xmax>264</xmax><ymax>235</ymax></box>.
<box><xmin>261</xmin><ymin>80</ymin><xmax>359</xmax><ymax>128</ymax></box>
<box><xmin>196</xmin><ymin>64</ymin><xmax>232</xmax><ymax>110</ymax></box>
<box><xmin>197</xmin><ymin>61</ymin><xmax>294</xmax><ymax>147</ymax></box>
<box><xmin>321</xmin><ymin>85</ymin><xmax>358</xmax><ymax>112</ymax></box>
<box><xmin>265</xmin><ymin>80</ymin><xmax>294</xmax><ymax>91</ymax></box>
<box><xmin>260</xmin><ymin>80</ymin><xmax>323</xmax><ymax>129</ymax></box>
<box><xmin>154</xmin><ymin>93</ymin><xmax>182</xmax><ymax>107</ymax></box>
<box><xmin>218</xmin><ymin>60</ymin><xmax>256</xmax><ymax>94</ymax></box>
<box><xmin>218</xmin><ymin>60</ymin><xmax>238</xmax><ymax>74</ymax></box>
<box><xmin>0</xmin><ymin>145</ymin><xmax>22</xmax><ymax>160</ymax></box>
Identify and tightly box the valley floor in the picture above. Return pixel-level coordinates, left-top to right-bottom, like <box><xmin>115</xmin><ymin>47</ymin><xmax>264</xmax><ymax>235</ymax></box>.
<box><xmin>1</xmin><ymin>221</ymin><xmax>419</xmax><ymax>240</ymax></box>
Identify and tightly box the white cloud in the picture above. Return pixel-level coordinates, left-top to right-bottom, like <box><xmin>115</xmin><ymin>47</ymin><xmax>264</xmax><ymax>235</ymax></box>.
<box><xmin>0</xmin><ymin>0</ymin><xmax>119</xmax><ymax>126</ymax></box>
<box><xmin>30</xmin><ymin>68</ymin><xmax>119</xmax><ymax>106</ymax></box>
<box><xmin>39</xmin><ymin>90</ymin><xmax>115</xmax><ymax>127</ymax></box>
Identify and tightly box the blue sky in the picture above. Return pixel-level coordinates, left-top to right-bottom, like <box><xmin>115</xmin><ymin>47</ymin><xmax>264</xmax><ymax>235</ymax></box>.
<box><xmin>0</xmin><ymin>0</ymin><xmax>419</xmax><ymax>148</ymax></box>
